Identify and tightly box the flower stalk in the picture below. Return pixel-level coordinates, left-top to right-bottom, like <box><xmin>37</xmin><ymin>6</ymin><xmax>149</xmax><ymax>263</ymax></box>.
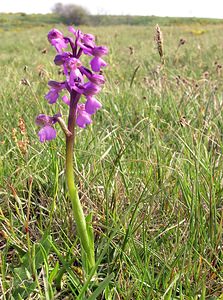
<box><xmin>65</xmin><ymin>92</ymin><xmax>95</xmax><ymax>271</ymax></box>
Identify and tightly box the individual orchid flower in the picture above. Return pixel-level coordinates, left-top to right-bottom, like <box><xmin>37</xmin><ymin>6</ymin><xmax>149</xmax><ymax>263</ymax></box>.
<box><xmin>35</xmin><ymin>113</ymin><xmax>60</xmax><ymax>142</ymax></box>
<box><xmin>45</xmin><ymin>81</ymin><xmax>66</xmax><ymax>104</ymax></box>
<box><xmin>45</xmin><ymin>89</ymin><xmax>60</xmax><ymax>104</ymax></box>
<box><xmin>90</xmin><ymin>46</ymin><xmax>108</xmax><ymax>72</ymax></box>
<box><xmin>85</xmin><ymin>96</ymin><xmax>102</xmax><ymax>115</ymax></box>
<box><xmin>48</xmin><ymin>28</ymin><xmax>68</xmax><ymax>53</ymax></box>
<box><xmin>83</xmin><ymin>82</ymin><xmax>101</xmax><ymax>96</ymax></box>
<box><xmin>76</xmin><ymin>104</ymin><xmax>92</xmax><ymax>128</ymax></box>
<box><xmin>47</xmin><ymin>29</ymin><xmax>64</xmax><ymax>42</ymax></box>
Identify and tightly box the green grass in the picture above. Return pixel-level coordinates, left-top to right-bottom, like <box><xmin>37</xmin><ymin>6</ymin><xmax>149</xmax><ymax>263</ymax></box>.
<box><xmin>0</xmin><ymin>19</ymin><xmax>223</xmax><ymax>299</ymax></box>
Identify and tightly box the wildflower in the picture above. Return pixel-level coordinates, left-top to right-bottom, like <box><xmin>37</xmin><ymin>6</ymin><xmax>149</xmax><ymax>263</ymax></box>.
<box><xmin>72</xmin><ymin>27</ymin><xmax>96</xmax><ymax>52</ymax></box>
<box><xmin>76</xmin><ymin>104</ymin><xmax>92</xmax><ymax>128</ymax></box>
<box><xmin>35</xmin><ymin>113</ymin><xmax>60</xmax><ymax>142</ymax></box>
<box><xmin>45</xmin><ymin>81</ymin><xmax>66</xmax><ymax>104</ymax></box>
<box><xmin>62</xmin><ymin>95</ymin><xmax>70</xmax><ymax>105</ymax></box>
<box><xmin>54</xmin><ymin>52</ymin><xmax>72</xmax><ymax>65</ymax></box>
<box><xmin>47</xmin><ymin>29</ymin><xmax>64</xmax><ymax>42</ymax></box>
<box><xmin>85</xmin><ymin>97</ymin><xmax>102</xmax><ymax>115</ymax></box>
<box><xmin>35</xmin><ymin>26</ymin><xmax>108</xmax><ymax>276</ymax></box>
<box><xmin>65</xmin><ymin>57</ymin><xmax>82</xmax><ymax>71</ymax></box>
<box><xmin>48</xmin><ymin>29</ymin><xmax>68</xmax><ymax>53</ymax></box>
<box><xmin>90</xmin><ymin>46</ymin><xmax>108</xmax><ymax>72</ymax></box>
<box><xmin>89</xmin><ymin>74</ymin><xmax>105</xmax><ymax>85</ymax></box>
<box><xmin>82</xmin><ymin>33</ymin><xmax>95</xmax><ymax>48</ymax></box>
<box><xmin>83</xmin><ymin>82</ymin><xmax>101</xmax><ymax>96</ymax></box>
<box><xmin>45</xmin><ymin>89</ymin><xmax>60</xmax><ymax>104</ymax></box>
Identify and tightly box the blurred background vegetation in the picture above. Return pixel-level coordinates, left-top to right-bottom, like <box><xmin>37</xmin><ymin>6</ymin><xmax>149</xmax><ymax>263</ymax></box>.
<box><xmin>0</xmin><ymin>2</ymin><xmax>223</xmax><ymax>31</ymax></box>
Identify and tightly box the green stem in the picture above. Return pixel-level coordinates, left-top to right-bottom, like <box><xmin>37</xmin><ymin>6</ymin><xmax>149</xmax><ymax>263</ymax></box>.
<box><xmin>65</xmin><ymin>91</ymin><xmax>95</xmax><ymax>272</ymax></box>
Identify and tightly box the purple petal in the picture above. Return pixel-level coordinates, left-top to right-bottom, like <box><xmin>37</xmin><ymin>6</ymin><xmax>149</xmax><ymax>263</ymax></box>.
<box><xmin>68</xmin><ymin>26</ymin><xmax>77</xmax><ymax>35</ymax></box>
<box><xmin>48</xmin><ymin>29</ymin><xmax>64</xmax><ymax>43</ymax></box>
<box><xmin>77</xmin><ymin>41</ymin><xmax>93</xmax><ymax>55</ymax></box>
<box><xmin>82</xmin><ymin>33</ymin><xmax>95</xmax><ymax>48</ymax></box>
<box><xmin>85</xmin><ymin>97</ymin><xmax>102</xmax><ymax>115</ymax></box>
<box><xmin>54</xmin><ymin>52</ymin><xmax>71</xmax><ymax>65</ymax></box>
<box><xmin>71</xmin><ymin>83</ymin><xmax>85</xmax><ymax>94</ymax></box>
<box><xmin>65</xmin><ymin>57</ymin><xmax>82</xmax><ymax>70</ymax></box>
<box><xmin>76</xmin><ymin>112</ymin><xmax>92</xmax><ymax>128</ymax></box>
<box><xmin>48</xmin><ymin>80</ymin><xmax>65</xmax><ymax>89</ymax></box>
<box><xmin>92</xmin><ymin>46</ymin><xmax>108</xmax><ymax>57</ymax></box>
<box><xmin>76</xmin><ymin>105</ymin><xmax>92</xmax><ymax>128</ymax></box>
<box><xmin>51</xmin><ymin>38</ymin><xmax>68</xmax><ymax>53</ymax></box>
<box><xmin>38</xmin><ymin>125</ymin><xmax>56</xmax><ymax>143</ymax></box>
<box><xmin>90</xmin><ymin>57</ymin><xmax>107</xmax><ymax>72</ymax></box>
<box><xmin>35</xmin><ymin>114</ymin><xmax>51</xmax><ymax>126</ymax></box>
<box><xmin>45</xmin><ymin>89</ymin><xmax>59</xmax><ymax>104</ymax></box>
<box><xmin>83</xmin><ymin>33</ymin><xmax>95</xmax><ymax>41</ymax></box>
<box><xmin>83</xmin><ymin>82</ymin><xmax>101</xmax><ymax>96</ymax></box>
<box><xmin>79</xmin><ymin>67</ymin><xmax>105</xmax><ymax>85</ymax></box>
<box><xmin>51</xmin><ymin>113</ymin><xmax>62</xmax><ymax>124</ymax></box>
<box><xmin>35</xmin><ymin>113</ymin><xmax>61</xmax><ymax>127</ymax></box>
<box><xmin>62</xmin><ymin>95</ymin><xmax>70</xmax><ymax>105</ymax></box>
<box><xmin>90</xmin><ymin>74</ymin><xmax>105</xmax><ymax>85</ymax></box>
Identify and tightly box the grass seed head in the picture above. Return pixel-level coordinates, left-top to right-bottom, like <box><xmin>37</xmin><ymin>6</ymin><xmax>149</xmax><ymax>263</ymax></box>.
<box><xmin>20</xmin><ymin>78</ymin><xmax>30</xmax><ymax>86</ymax></box>
<box><xmin>178</xmin><ymin>38</ymin><xmax>186</xmax><ymax>47</ymax></box>
<box><xmin>18</xmin><ymin>117</ymin><xmax>26</xmax><ymax>135</ymax></box>
<box><xmin>154</xmin><ymin>24</ymin><xmax>165</xmax><ymax>64</ymax></box>
<box><xmin>17</xmin><ymin>140</ymin><xmax>28</xmax><ymax>155</ymax></box>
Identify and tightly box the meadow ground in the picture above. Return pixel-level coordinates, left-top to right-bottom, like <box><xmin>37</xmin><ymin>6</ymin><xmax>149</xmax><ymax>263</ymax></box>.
<box><xmin>0</xmin><ymin>18</ymin><xmax>223</xmax><ymax>299</ymax></box>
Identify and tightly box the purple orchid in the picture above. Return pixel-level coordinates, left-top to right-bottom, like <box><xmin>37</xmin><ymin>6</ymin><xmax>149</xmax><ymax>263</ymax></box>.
<box><xmin>35</xmin><ymin>113</ymin><xmax>60</xmax><ymax>142</ymax></box>
<box><xmin>48</xmin><ymin>28</ymin><xmax>68</xmax><ymax>53</ymax></box>
<box><xmin>54</xmin><ymin>52</ymin><xmax>72</xmax><ymax>65</ymax></box>
<box><xmin>45</xmin><ymin>89</ymin><xmax>60</xmax><ymax>104</ymax></box>
<box><xmin>83</xmin><ymin>82</ymin><xmax>101</xmax><ymax>96</ymax></box>
<box><xmin>85</xmin><ymin>96</ymin><xmax>102</xmax><ymax>115</ymax></box>
<box><xmin>35</xmin><ymin>26</ymin><xmax>108</xmax><ymax>274</ymax></box>
<box><xmin>90</xmin><ymin>46</ymin><xmax>108</xmax><ymax>72</ymax></box>
<box><xmin>45</xmin><ymin>81</ymin><xmax>66</xmax><ymax>104</ymax></box>
<box><xmin>36</xmin><ymin>26</ymin><xmax>108</xmax><ymax>141</ymax></box>
<box><xmin>76</xmin><ymin>104</ymin><xmax>92</xmax><ymax>128</ymax></box>
<box><xmin>47</xmin><ymin>29</ymin><xmax>64</xmax><ymax>42</ymax></box>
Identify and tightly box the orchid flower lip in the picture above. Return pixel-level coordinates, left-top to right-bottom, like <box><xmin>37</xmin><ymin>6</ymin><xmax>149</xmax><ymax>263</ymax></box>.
<box><xmin>38</xmin><ymin>125</ymin><xmax>57</xmax><ymax>143</ymax></box>
<box><xmin>76</xmin><ymin>104</ymin><xmax>92</xmax><ymax>128</ymax></box>
<box><xmin>85</xmin><ymin>96</ymin><xmax>102</xmax><ymax>115</ymax></box>
<box><xmin>90</xmin><ymin>57</ymin><xmax>107</xmax><ymax>72</ymax></box>
<box><xmin>36</xmin><ymin>113</ymin><xmax>61</xmax><ymax>142</ymax></box>
<box><xmin>45</xmin><ymin>89</ymin><xmax>59</xmax><ymax>104</ymax></box>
